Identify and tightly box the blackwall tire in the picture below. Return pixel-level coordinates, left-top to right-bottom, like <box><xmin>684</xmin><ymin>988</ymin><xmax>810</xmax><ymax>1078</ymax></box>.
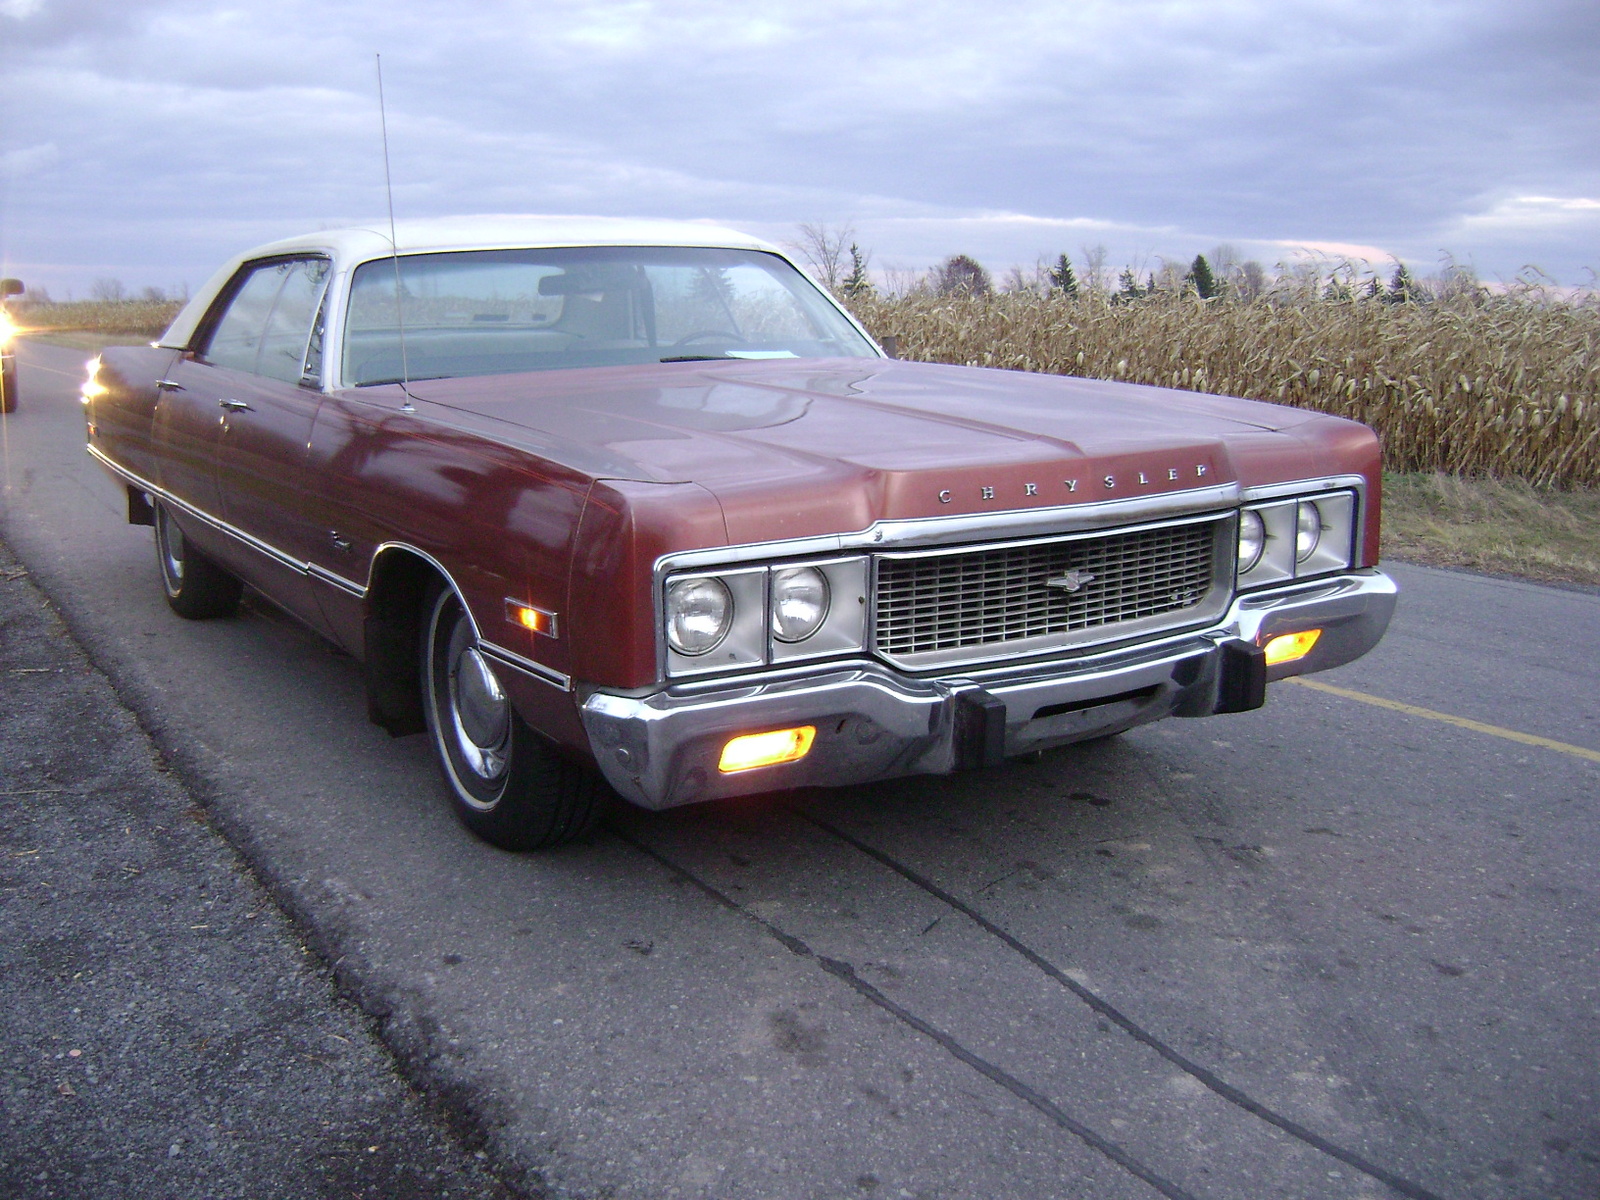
<box><xmin>422</xmin><ymin>582</ymin><xmax>605</xmax><ymax>850</ymax></box>
<box><xmin>154</xmin><ymin>503</ymin><xmax>243</xmax><ymax>619</ymax></box>
<box><xmin>0</xmin><ymin>358</ymin><xmax>16</xmax><ymax>414</ymax></box>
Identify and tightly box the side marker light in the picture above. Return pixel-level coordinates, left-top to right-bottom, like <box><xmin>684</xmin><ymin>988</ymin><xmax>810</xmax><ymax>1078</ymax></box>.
<box><xmin>504</xmin><ymin>599</ymin><xmax>558</xmax><ymax>638</ymax></box>
<box><xmin>718</xmin><ymin>726</ymin><xmax>816</xmax><ymax>773</ymax></box>
<box><xmin>1263</xmin><ymin>629</ymin><xmax>1321</xmax><ymax>666</ymax></box>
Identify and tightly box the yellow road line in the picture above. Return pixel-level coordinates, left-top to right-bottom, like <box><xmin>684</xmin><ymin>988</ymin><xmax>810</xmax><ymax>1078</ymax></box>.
<box><xmin>1286</xmin><ymin>676</ymin><xmax>1600</xmax><ymax>764</ymax></box>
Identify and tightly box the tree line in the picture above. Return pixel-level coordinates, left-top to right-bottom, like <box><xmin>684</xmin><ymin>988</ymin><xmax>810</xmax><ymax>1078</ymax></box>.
<box><xmin>790</xmin><ymin>223</ymin><xmax>1503</xmax><ymax>307</ymax></box>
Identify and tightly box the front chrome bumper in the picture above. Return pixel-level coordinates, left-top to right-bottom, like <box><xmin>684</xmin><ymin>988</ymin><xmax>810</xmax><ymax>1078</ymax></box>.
<box><xmin>581</xmin><ymin>569</ymin><xmax>1397</xmax><ymax>810</ymax></box>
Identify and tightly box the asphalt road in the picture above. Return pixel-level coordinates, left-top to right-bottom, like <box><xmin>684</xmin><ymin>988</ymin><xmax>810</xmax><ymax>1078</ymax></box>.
<box><xmin>3</xmin><ymin>338</ymin><xmax>1597</xmax><ymax>1200</ymax></box>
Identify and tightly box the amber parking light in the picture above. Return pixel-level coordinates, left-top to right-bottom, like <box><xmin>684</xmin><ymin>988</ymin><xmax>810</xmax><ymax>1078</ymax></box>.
<box><xmin>1263</xmin><ymin>629</ymin><xmax>1322</xmax><ymax>666</ymax></box>
<box><xmin>718</xmin><ymin>726</ymin><xmax>816</xmax><ymax>773</ymax></box>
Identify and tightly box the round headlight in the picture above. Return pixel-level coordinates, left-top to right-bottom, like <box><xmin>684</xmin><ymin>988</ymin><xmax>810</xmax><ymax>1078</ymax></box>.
<box><xmin>666</xmin><ymin>577</ymin><xmax>732</xmax><ymax>656</ymax></box>
<box><xmin>1238</xmin><ymin>509</ymin><xmax>1266</xmax><ymax>574</ymax></box>
<box><xmin>770</xmin><ymin>566</ymin><xmax>830</xmax><ymax>643</ymax></box>
<box><xmin>1296</xmin><ymin>501</ymin><xmax>1322</xmax><ymax>563</ymax></box>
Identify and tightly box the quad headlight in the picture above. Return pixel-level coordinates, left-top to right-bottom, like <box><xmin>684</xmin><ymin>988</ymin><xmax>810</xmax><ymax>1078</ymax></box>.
<box><xmin>1295</xmin><ymin>501</ymin><xmax>1322</xmax><ymax>563</ymax></box>
<box><xmin>1237</xmin><ymin>509</ymin><xmax>1266</xmax><ymax>573</ymax></box>
<box><xmin>1236</xmin><ymin>490</ymin><xmax>1357</xmax><ymax>588</ymax></box>
<box><xmin>665</xmin><ymin>576</ymin><xmax>733</xmax><ymax>656</ymax></box>
<box><xmin>770</xmin><ymin>566</ymin><xmax>830</xmax><ymax>643</ymax></box>
<box><xmin>663</xmin><ymin>557</ymin><xmax>867</xmax><ymax>677</ymax></box>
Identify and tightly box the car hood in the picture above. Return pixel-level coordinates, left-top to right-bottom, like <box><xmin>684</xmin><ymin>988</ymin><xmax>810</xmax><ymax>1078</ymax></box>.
<box><xmin>402</xmin><ymin>357</ymin><xmax>1354</xmax><ymax>541</ymax></box>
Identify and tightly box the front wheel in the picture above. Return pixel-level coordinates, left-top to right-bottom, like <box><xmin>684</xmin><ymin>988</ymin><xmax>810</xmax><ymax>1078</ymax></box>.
<box><xmin>155</xmin><ymin>503</ymin><xmax>242</xmax><ymax>619</ymax></box>
<box><xmin>422</xmin><ymin>583</ymin><xmax>605</xmax><ymax>850</ymax></box>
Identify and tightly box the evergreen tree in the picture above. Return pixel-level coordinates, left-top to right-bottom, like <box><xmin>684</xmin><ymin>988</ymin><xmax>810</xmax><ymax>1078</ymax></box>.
<box><xmin>1115</xmin><ymin>268</ymin><xmax>1143</xmax><ymax>301</ymax></box>
<box><xmin>1047</xmin><ymin>253</ymin><xmax>1078</xmax><ymax>297</ymax></box>
<box><xmin>1186</xmin><ymin>254</ymin><xmax>1219</xmax><ymax>299</ymax></box>
<box><xmin>1385</xmin><ymin>263</ymin><xmax>1417</xmax><ymax>304</ymax></box>
<box><xmin>840</xmin><ymin>243</ymin><xmax>874</xmax><ymax>299</ymax></box>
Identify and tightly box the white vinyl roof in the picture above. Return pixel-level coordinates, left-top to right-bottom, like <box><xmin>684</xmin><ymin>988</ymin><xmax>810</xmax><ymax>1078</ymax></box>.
<box><xmin>159</xmin><ymin>214</ymin><xmax>787</xmax><ymax>349</ymax></box>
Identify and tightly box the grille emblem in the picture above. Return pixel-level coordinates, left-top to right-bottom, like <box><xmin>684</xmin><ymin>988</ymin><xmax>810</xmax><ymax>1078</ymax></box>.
<box><xmin>1046</xmin><ymin>569</ymin><xmax>1096</xmax><ymax>594</ymax></box>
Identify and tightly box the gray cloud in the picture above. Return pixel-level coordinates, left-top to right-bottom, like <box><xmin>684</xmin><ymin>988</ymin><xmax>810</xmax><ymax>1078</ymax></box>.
<box><xmin>1</xmin><ymin>0</ymin><xmax>1595</xmax><ymax>293</ymax></box>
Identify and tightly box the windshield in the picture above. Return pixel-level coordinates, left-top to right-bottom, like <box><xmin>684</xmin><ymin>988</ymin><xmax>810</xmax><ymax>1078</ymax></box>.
<box><xmin>342</xmin><ymin>246</ymin><xmax>877</xmax><ymax>385</ymax></box>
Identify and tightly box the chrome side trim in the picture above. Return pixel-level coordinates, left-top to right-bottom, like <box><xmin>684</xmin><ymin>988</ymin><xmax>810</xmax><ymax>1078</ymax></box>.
<box><xmin>91</xmin><ymin>447</ymin><xmax>576</xmax><ymax>693</ymax></box>
<box><xmin>367</xmin><ymin>542</ymin><xmax>574</xmax><ymax>693</ymax></box>
<box><xmin>87</xmin><ymin>444</ymin><xmax>329</xmax><ymax>584</ymax></box>
<box><xmin>307</xmin><ymin>562</ymin><xmax>367</xmax><ymax>598</ymax></box>
<box><xmin>479</xmin><ymin>641</ymin><xmax>572</xmax><ymax>691</ymax></box>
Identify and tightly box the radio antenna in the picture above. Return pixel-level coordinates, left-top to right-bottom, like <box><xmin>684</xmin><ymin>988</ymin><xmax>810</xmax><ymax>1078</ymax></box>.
<box><xmin>376</xmin><ymin>53</ymin><xmax>416</xmax><ymax>410</ymax></box>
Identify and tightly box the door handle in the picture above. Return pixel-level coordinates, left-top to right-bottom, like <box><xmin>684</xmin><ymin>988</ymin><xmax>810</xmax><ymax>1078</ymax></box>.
<box><xmin>218</xmin><ymin>398</ymin><xmax>253</xmax><ymax>412</ymax></box>
<box><xmin>155</xmin><ymin>379</ymin><xmax>185</xmax><ymax>392</ymax></box>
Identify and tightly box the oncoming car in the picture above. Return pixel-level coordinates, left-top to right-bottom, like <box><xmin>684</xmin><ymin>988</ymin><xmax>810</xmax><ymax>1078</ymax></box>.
<box><xmin>1</xmin><ymin>277</ymin><xmax>22</xmax><ymax>414</ymax></box>
<box><xmin>82</xmin><ymin>216</ymin><xmax>1396</xmax><ymax>849</ymax></box>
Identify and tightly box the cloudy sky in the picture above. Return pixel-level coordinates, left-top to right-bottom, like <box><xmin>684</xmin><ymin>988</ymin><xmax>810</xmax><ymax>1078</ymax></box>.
<box><xmin>2</xmin><ymin>0</ymin><xmax>1596</xmax><ymax>297</ymax></box>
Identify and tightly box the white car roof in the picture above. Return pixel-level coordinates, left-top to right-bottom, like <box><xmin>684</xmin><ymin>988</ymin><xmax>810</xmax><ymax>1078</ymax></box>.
<box><xmin>159</xmin><ymin>215</ymin><xmax>787</xmax><ymax>349</ymax></box>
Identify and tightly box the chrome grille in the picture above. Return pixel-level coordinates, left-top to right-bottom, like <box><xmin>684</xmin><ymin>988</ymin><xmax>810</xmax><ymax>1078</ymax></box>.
<box><xmin>874</xmin><ymin>518</ymin><xmax>1225</xmax><ymax>664</ymax></box>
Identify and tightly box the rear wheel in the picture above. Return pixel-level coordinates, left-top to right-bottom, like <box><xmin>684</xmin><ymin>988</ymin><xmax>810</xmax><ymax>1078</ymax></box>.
<box><xmin>155</xmin><ymin>503</ymin><xmax>242</xmax><ymax>619</ymax></box>
<box><xmin>422</xmin><ymin>582</ymin><xmax>605</xmax><ymax>850</ymax></box>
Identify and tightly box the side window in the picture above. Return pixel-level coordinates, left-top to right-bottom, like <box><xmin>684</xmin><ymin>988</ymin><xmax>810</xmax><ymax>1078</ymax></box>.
<box><xmin>203</xmin><ymin>258</ymin><xmax>331</xmax><ymax>384</ymax></box>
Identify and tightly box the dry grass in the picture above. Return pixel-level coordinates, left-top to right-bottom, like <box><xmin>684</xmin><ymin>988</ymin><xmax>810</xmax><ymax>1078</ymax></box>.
<box><xmin>1381</xmin><ymin>473</ymin><xmax>1600</xmax><ymax>587</ymax></box>
<box><xmin>850</xmin><ymin>290</ymin><xmax>1600</xmax><ymax>488</ymax></box>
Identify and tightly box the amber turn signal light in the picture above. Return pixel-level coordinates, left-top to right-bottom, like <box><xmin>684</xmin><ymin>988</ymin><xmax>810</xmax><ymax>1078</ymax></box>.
<box><xmin>718</xmin><ymin>726</ymin><xmax>816</xmax><ymax>773</ymax></box>
<box><xmin>1262</xmin><ymin>629</ymin><xmax>1321</xmax><ymax>666</ymax></box>
<box><xmin>504</xmin><ymin>599</ymin><xmax>558</xmax><ymax>638</ymax></box>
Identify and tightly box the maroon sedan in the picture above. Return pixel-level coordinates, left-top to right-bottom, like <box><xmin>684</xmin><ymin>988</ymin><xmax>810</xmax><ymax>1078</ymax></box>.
<box><xmin>84</xmin><ymin>217</ymin><xmax>1396</xmax><ymax>849</ymax></box>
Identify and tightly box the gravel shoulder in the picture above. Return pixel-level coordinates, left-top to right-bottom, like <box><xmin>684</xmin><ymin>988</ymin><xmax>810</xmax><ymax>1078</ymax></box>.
<box><xmin>0</xmin><ymin>540</ymin><xmax>519</xmax><ymax>1200</ymax></box>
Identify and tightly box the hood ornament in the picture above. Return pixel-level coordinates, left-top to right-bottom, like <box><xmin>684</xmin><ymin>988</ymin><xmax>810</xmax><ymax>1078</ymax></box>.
<box><xmin>1046</xmin><ymin>569</ymin><xmax>1096</xmax><ymax>594</ymax></box>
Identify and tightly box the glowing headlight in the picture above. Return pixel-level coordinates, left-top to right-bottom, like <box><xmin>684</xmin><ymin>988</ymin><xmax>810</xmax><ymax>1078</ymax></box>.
<box><xmin>80</xmin><ymin>356</ymin><xmax>109</xmax><ymax>403</ymax></box>
<box><xmin>665</xmin><ymin>577</ymin><xmax>732</xmax><ymax>656</ymax></box>
<box><xmin>770</xmin><ymin>566</ymin><xmax>830</xmax><ymax>643</ymax></box>
<box><xmin>0</xmin><ymin>313</ymin><xmax>16</xmax><ymax>347</ymax></box>
<box><xmin>1296</xmin><ymin>501</ymin><xmax>1322</xmax><ymax>563</ymax></box>
<box><xmin>1237</xmin><ymin>509</ymin><xmax>1266</xmax><ymax>573</ymax></box>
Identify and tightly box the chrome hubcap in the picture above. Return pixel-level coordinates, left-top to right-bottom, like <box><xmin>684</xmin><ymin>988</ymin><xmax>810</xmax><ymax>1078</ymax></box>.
<box><xmin>446</xmin><ymin>626</ymin><xmax>510</xmax><ymax>785</ymax></box>
<box><xmin>453</xmin><ymin>647</ymin><xmax>509</xmax><ymax>750</ymax></box>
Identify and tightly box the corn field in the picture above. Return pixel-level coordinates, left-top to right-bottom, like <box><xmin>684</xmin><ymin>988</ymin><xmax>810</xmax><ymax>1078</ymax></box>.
<box><xmin>14</xmin><ymin>299</ymin><xmax>185</xmax><ymax>338</ymax></box>
<box><xmin>846</xmin><ymin>290</ymin><xmax>1600</xmax><ymax>488</ymax></box>
<box><xmin>16</xmin><ymin>292</ymin><xmax>1599</xmax><ymax>487</ymax></box>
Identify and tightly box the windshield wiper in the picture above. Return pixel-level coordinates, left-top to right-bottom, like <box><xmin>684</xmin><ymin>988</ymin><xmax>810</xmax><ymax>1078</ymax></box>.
<box><xmin>658</xmin><ymin>354</ymin><xmax>735</xmax><ymax>363</ymax></box>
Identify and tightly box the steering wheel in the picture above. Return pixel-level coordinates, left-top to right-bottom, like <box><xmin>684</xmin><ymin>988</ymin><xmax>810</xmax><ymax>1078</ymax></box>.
<box><xmin>671</xmin><ymin>330</ymin><xmax>741</xmax><ymax>346</ymax></box>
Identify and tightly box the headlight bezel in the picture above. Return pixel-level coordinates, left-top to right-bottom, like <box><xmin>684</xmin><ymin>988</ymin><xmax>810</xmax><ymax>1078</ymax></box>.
<box><xmin>1235</xmin><ymin>487</ymin><xmax>1358</xmax><ymax>590</ymax></box>
<box><xmin>662</xmin><ymin>556</ymin><xmax>868</xmax><ymax>679</ymax></box>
